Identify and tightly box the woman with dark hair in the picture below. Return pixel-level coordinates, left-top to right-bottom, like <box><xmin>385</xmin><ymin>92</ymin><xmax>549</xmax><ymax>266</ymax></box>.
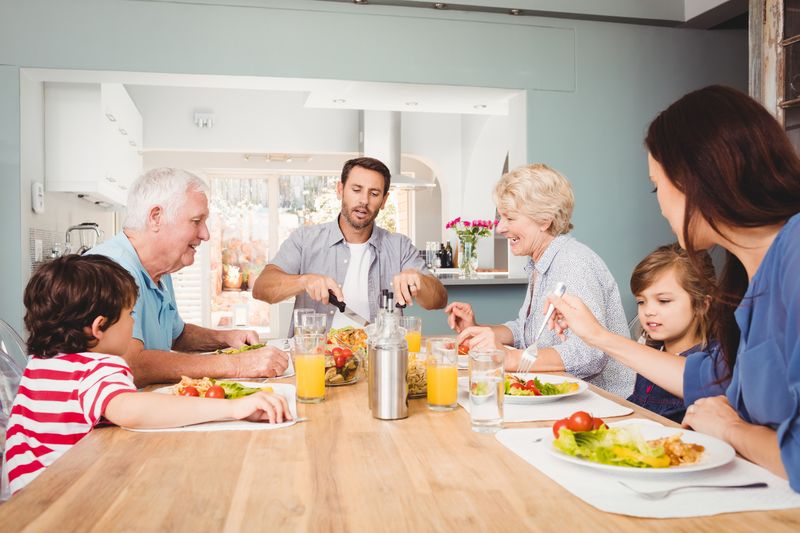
<box><xmin>548</xmin><ymin>85</ymin><xmax>800</xmax><ymax>489</ymax></box>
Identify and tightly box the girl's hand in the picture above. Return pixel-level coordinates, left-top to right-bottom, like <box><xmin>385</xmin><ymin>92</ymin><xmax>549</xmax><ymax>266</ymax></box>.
<box><xmin>445</xmin><ymin>301</ymin><xmax>477</xmax><ymax>332</ymax></box>
<box><xmin>231</xmin><ymin>391</ymin><xmax>293</xmax><ymax>424</ymax></box>
<box><xmin>682</xmin><ymin>396</ymin><xmax>745</xmax><ymax>442</ymax></box>
<box><xmin>457</xmin><ymin>326</ymin><xmax>499</xmax><ymax>351</ymax></box>
<box><xmin>546</xmin><ymin>294</ymin><xmax>605</xmax><ymax>344</ymax></box>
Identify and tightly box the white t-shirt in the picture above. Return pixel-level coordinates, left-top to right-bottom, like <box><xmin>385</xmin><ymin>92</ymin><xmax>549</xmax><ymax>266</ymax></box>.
<box><xmin>331</xmin><ymin>242</ymin><xmax>372</xmax><ymax>329</ymax></box>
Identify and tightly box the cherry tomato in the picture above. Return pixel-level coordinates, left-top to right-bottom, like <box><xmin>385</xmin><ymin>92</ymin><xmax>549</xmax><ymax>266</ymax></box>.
<box><xmin>524</xmin><ymin>380</ymin><xmax>542</xmax><ymax>396</ymax></box>
<box><xmin>334</xmin><ymin>354</ymin><xmax>348</xmax><ymax>368</ymax></box>
<box><xmin>458</xmin><ymin>344</ymin><xmax>469</xmax><ymax>356</ymax></box>
<box><xmin>180</xmin><ymin>386</ymin><xmax>199</xmax><ymax>397</ymax></box>
<box><xmin>552</xmin><ymin>418</ymin><xmax>570</xmax><ymax>438</ymax></box>
<box><xmin>204</xmin><ymin>385</ymin><xmax>225</xmax><ymax>399</ymax></box>
<box><xmin>510</xmin><ymin>382</ymin><xmax>525</xmax><ymax>391</ymax></box>
<box><xmin>332</xmin><ymin>347</ymin><xmax>344</xmax><ymax>357</ymax></box>
<box><xmin>592</xmin><ymin>417</ymin><xmax>608</xmax><ymax>430</ymax></box>
<box><xmin>341</xmin><ymin>347</ymin><xmax>353</xmax><ymax>358</ymax></box>
<box><xmin>567</xmin><ymin>411</ymin><xmax>594</xmax><ymax>432</ymax></box>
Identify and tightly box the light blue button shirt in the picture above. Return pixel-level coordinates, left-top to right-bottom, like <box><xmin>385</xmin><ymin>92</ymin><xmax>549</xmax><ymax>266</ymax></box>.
<box><xmin>88</xmin><ymin>232</ymin><xmax>185</xmax><ymax>351</ymax></box>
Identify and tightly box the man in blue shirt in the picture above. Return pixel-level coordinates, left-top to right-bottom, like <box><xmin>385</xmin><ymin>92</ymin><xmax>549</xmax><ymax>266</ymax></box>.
<box><xmin>90</xmin><ymin>168</ymin><xmax>288</xmax><ymax>386</ymax></box>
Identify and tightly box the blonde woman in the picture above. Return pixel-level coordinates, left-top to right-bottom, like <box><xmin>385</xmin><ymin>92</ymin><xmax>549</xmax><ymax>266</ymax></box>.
<box><xmin>448</xmin><ymin>164</ymin><xmax>635</xmax><ymax>398</ymax></box>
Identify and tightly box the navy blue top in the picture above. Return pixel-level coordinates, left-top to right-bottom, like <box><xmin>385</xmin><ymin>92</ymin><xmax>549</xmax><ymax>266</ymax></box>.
<box><xmin>684</xmin><ymin>213</ymin><xmax>800</xmax><ymax>491</ymax></box>
<box><xmin>629</xmin><ymin>341</ymin><xmax>722</xmax><ymax>423</ymax></box>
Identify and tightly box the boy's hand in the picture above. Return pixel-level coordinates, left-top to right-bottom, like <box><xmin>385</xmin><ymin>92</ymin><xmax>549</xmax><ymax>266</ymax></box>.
<box><xmin>230</xmin><ymin>391</ymin><xmax>293</xmax><ymax>424</ymax></box>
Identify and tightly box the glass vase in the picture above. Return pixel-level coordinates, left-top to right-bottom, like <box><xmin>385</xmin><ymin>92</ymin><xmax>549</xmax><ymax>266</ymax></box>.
<box><xmin>459</xmin><ymin>239</ymin><xmax>479</xmax><ymax>279</ymax></box>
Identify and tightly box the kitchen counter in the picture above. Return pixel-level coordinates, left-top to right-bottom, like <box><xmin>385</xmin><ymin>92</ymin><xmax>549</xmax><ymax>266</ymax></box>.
<box><xmin>435</xmin><ymin>272</ymin><xmax>528</xmax><ymax>286</ymax></box>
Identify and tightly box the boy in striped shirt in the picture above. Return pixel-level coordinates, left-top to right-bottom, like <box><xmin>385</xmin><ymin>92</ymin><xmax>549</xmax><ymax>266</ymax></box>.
<box><xmin>2</xmin><ymin>255</ymin><xmax>292</xmax><ymax>495</ymax></box>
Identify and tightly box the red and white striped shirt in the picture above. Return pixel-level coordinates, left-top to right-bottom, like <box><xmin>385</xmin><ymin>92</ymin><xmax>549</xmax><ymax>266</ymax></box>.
<box><xmin>3</xmin><ymin>352</ymin><xmax>136</xmax><ymax>494</ymax></box>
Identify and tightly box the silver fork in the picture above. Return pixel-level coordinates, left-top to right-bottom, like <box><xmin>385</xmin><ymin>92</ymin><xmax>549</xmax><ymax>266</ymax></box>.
<box><xmin>618</xmin><ymin>480</ymin><xmax>768</xmax><ymax>500</ymax></box>
<box><xmin>519</xmin><ymin>282</ymin><xmax>567</xmax><ymax>374</ymax></box>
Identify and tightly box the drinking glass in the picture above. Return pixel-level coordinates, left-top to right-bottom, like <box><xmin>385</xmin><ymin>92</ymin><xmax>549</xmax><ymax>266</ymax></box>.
<box><xmin>293</xmin><ymin>308</ymin><xmax>314</xmax><ymax>337</ymax></box>
<box><xmin>400</xmin><ymin>316</ymin><xmax>422</xmax><ymax>353</ymax></box>
<box><xmin>468</xmin><ymin>349</ymin><xmax>504</xmax><ymax>433</ymax></box>
<box><xmin>300</xmin><ymin>312</ymin><xmax>328</xmax><ymax>335</ymax></box>
<box><xmin>293</xmin><ymin>333</ymin><xmax>326</xmax><ymax>403</ymax></box>
<box><xmin>426</xmin><ymin>337</ymin><xmax>458</xmax><ymax>411</ymax></box>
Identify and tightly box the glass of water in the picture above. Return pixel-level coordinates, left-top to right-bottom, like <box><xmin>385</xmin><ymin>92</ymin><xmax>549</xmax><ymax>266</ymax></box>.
<box><xmin>468</xmin><ymin>349</ymin><xmax>504</xmax><ymax>433</ymax></box>
<box><xmin>300</xmin><ymin>312</ymin><xmax>328</xmax><ymax>335</ymax></box>
<box><xmin>293</xmin><ymin>308</ymin><xmax>314</xmax><ymax>337</ymax></box>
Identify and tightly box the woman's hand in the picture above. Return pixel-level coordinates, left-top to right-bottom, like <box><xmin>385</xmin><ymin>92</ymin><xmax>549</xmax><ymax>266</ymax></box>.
<box><xmin>457</xmin><ymin>326</ymin><xmax>500</xmax><ymax>351</ymax></box>
<box><xmin>445</xmin><ymin>301</ymin><xmax>477</xmax><ymax>332</ymax></box>
<box><xmin>682</xmin><ymin>396</ymin><xmax>745</xmax><ymax>443</ymax></box>
<box><xmin>231</xmin><ymin>391</ymin><xmax>293</xmax><ymax>424</ymax></box>
<box><xmin>546</xmin><ymin>293</ymin><xmax>605</xmax><ymax>344</ymax></box>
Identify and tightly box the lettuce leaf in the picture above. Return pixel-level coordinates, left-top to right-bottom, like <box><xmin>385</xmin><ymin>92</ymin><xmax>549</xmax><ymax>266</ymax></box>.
<box><xmin>553</xmin><ymin>426</ymin><xmax>671</xmax><ymax>468</ymax></box>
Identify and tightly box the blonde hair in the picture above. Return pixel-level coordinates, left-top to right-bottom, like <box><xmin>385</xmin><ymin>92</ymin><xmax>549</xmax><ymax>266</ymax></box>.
<box><xmin>493</xmin><ymin>164</ymin><xmax>574</xmax><ymax>235</ymax></box>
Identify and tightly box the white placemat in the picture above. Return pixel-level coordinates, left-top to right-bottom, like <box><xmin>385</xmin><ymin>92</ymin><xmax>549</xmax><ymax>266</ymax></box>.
<box><xmin>266</xmin><ymin>338</ymin><xmax>295</xmax><ymax>378</ymax></box>
<box><xmin>126</xmin><ymin>383</ymin><xmax>298</xmax><ymax>433</ymax></box>
<box><xmin>495</xmin><ymin>418</ymin><xmax>800</xmax><ymax>518</ymax></box>
<box><xmin>457</xmin><ymin>386</ymin><xmax>633</xmax><ymax>422</ymax></box>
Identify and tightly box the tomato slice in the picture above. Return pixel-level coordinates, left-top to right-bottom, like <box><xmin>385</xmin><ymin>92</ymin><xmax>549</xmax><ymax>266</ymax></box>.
<box><xmin>180</xmin><ymin>386</ymin><xmax>199</xmax><ymax>397</ymax></box>
<box><xmin>552</xmin><ymin>418</ymin><xmax>570</xmax><ymax>438</ymax></box>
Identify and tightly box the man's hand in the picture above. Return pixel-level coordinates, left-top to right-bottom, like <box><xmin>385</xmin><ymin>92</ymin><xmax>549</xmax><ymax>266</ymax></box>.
<box><xmin>219</xmin><ymin>328</ymin><xmax>261</xmax><ymax>349</ymax></box>
<box><xmin>231</xmin><ymin>346</ymin><xmax>290</xmax><ymax>378</ymax></box>
<box><xmin>300</xmin><ymin>274</ymin><xmax>343</xmax><ymax>305</ymax></box>
<box><xmin>445</xmin><ymin>301</ymin><xmax>478</xmax><ymax>332</ymax></box>
<box><xmin>392</xmin><ymin>269</ymin><xmax>424</xmax><ymax>306</ymax></box>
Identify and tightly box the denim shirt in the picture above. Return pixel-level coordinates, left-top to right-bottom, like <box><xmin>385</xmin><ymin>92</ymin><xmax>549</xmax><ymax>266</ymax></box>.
<box><xmin>88</xmin><ymin>232</ymin><xmax>185</xmax><ymax>351</ymax></box>
<box><xmin>629</xmin><ymin>341</ymin><xmax>722</xmax><ymax>423</ymax></box>
<box><xmin>502</xmin><ymin>234</ymin><xmax>635</xmax><ymax>398</ymax></box>
<box><xmin>270</xmin><ymin>217</ymin><xmax>430</xmax><ymax>334</ymax></box>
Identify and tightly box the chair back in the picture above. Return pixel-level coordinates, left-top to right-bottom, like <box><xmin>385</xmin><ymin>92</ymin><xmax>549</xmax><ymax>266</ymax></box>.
<box><xmin>0</xmin><ymin>321</ymin><xmax>27</xmax><ymax>372</ymax></box>
<box><xmin>628</xmin><ymin>316</ymin><xmax>644</xmax><ymax>342</ymax></box>
<box><xmin>0</xmin><ymin>350</ymin><xmax>23</xmax><ymax>502</ymax></box>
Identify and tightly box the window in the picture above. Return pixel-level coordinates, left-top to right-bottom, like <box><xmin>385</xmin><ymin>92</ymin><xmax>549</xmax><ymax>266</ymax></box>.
<box><xmin>172</xmin><ymin>173</ymin><xmax>412</xmax><ymax>335</ymax></box>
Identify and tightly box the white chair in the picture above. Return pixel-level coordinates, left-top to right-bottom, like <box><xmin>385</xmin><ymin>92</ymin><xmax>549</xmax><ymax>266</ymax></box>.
<box><xmin>0</xmin><ymin>320</ymin><xmax>27</xmax><ymax>372</ymax></box>
<box><xmin>0</xmin><ymin>350</ymin><xmax>23</xmax><ymax>502</ymax></box>
<box><xmin>628</xmin><ymin>316</ymin><xmax>644</xmax><ymax>342</ymax></box>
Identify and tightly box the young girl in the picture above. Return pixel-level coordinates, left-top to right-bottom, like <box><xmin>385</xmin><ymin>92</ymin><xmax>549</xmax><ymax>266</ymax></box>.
<box><xmin>3</xmin><ymin>255</ymin><xmax>292</xmax><ymax>495</ymax></box>
<box><xmin>626</xmin><ymin>243</ymin><xmax>721</xmax><ymax>422</ymax></box>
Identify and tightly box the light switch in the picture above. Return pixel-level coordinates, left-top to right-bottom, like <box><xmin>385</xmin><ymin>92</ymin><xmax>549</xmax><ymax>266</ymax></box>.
<box><xmin>34</xmin><ymin>239</ymin><xmax>43</xmax><ymax>262</ymax></box>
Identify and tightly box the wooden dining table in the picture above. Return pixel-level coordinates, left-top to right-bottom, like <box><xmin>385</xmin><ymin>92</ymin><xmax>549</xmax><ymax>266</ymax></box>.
<box><xmin>1</xmin><ymin>371</ymin><xmax>798</xmax><ymax>532</ymax></box>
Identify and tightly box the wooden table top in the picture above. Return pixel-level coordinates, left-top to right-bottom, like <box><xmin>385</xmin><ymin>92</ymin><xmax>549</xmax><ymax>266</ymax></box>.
<box><xmin>1</xmin><ymin>374</ymin><xmax>798</xmax><ymax>531</ymax></box>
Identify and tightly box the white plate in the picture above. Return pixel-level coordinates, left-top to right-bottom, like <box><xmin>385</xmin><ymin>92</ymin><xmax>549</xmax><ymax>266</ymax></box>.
<box><xmin>545</xmin><ymin>420</ymin><xmax>736</xmax><ymax>475</ymax></box>
<box><xmin>138</xmin><ymin>382</ymin><xmax>298</xmax><ymax>432</ymax></box>
<box><xmin>202</xmin><ymin>338</ymin><xmax>295</xmax><ymax>379</ymax></box>
<box><xmin>506</xmin><ymin>373</ymin><xmax>588</xmax><ymax>404</ymax></box>
<box><xmin>457</xmin><ymin>373</ymin><xmax>588</xmax><ymax>403</ymax></box>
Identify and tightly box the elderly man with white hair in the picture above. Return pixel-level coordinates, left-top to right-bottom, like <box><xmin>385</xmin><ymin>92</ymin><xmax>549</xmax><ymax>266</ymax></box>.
<box><xmin>89</xmin><ymin>168</ymin><xmax>288</xmax><ymax>386</ymax></box>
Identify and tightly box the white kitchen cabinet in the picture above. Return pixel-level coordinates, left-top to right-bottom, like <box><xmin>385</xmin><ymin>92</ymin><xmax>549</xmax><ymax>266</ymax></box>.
<box><xmin>44</xmin><ymin>82</ymin><xmax>143</xmax><ymax>206</ymax></box>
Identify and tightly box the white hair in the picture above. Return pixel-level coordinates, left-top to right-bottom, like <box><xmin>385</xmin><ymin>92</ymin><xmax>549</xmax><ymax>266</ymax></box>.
<box><xmin>493</xmin><ymin>163</ymin><xmax>575</xmax><ymax>236</ymax></box>
<box><xmin>123</xmin><ymin>168</ymin><xmax>209</xmax><ymax>230</ymax></box>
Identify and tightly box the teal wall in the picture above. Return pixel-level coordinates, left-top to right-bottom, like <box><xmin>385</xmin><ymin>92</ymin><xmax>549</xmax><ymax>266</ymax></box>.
<box><xmin>0</xmin><ymin>0</ymin><xmax>747</xmax><ymax>331</ymax></box>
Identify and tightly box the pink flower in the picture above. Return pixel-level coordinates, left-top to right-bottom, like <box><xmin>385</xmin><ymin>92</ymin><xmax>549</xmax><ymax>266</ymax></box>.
<box><xmin>463</xmin><ymin>221</ymin><xmax>471</xmax><ymax>227</ymax></box>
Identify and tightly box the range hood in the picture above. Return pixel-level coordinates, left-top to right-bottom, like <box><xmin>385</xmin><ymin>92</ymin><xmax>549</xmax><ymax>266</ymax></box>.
<box><xmin>359</xmin><ymin>110</ymin><xmax>435</xmax><ymax>189</ymax></box>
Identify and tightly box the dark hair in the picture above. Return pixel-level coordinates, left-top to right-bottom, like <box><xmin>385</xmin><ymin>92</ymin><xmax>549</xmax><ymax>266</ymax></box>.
<box><xmin>24</xmin><ymin>254</ymin><xmax>139</xmax><ymax>357</ymax></box>
<box><xmin>630</xmin><ymin>243</ymin><xmax>716</xmax><ymax>347</ymax></box>
<box><xmin>645</xmin><ymin>85</ymin><xmax>800</xmax><ymax>374</ymax></box>
<box><xmin>341</xmin><ymin>157</ymin><xmax>391</xmax><ymax>194</ymax></box>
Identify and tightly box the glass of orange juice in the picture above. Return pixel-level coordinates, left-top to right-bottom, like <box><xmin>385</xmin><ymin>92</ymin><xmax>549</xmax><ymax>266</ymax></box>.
<box><xmin>293</xmin><ymin>333</ymin><xmax>326</xmax><ymax>403</ymax></box>
<box><xmin>400</xmin><ymin>316</ymin><xmax>422</xmax><ymax>353</ymax></box>
<box><xmin>426</xmin><ymin>337</ymin><xmax>458</xmax><ymax>411</ymax></box>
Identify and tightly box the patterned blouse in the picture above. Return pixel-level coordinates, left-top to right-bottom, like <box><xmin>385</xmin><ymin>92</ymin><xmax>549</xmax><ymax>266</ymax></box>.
<box><xmin>503</xmin><ymin>234</ymin><xmax>635</xmax><ymax>398</ymax></box>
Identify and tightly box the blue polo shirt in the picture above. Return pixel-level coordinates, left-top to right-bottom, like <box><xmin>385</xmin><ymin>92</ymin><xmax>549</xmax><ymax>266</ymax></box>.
<box><xmin>684</xmin><ymin>213</ymin><xmax>800</xmax><ymax>491</ymax></box>
<box><xmin>88</xmin><ymin>232</ymin><xmax>185</xmax><ymax>351</ymax></box>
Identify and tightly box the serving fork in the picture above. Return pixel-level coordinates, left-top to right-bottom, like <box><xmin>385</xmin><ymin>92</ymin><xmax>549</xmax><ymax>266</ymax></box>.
<box><xmin>618</xmin><ymin>480</ymin><xmax>768</xmax><ymax>500</ymax></box>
